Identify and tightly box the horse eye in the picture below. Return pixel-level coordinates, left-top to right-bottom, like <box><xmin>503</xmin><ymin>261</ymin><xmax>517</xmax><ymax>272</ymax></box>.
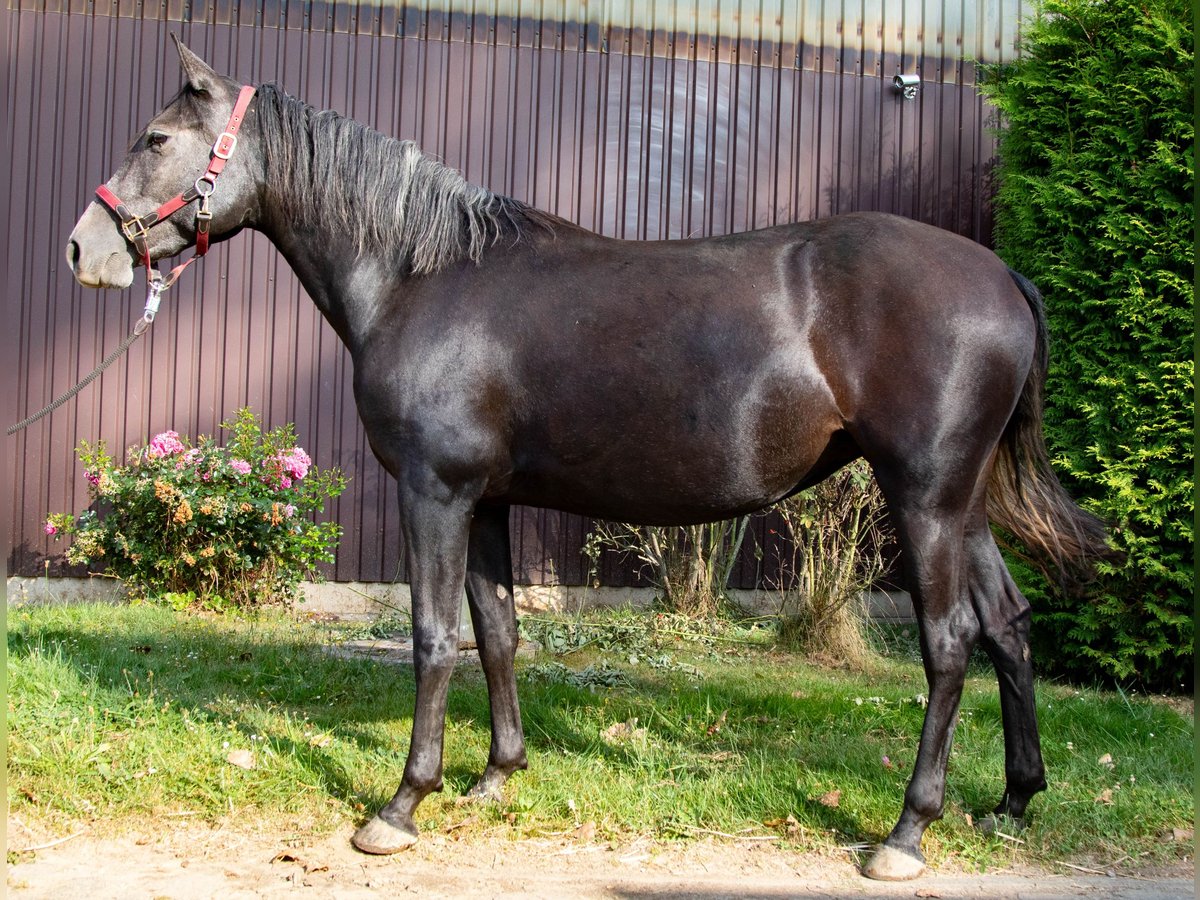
<box><xmin>145</xmin><ymin>131</ymin><xmax>170</xmax><ymax>149</ymax></box>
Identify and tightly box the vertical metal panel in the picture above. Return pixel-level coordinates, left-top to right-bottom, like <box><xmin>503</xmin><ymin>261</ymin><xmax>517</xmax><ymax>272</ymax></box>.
<box><xmin>6</xmin><ymin>1</ymin><xmax>1019</xmax><ymax>587</ymax></box>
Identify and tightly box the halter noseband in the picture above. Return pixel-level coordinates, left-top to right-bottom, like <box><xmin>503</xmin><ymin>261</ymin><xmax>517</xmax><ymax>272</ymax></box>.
<box><xmin>94</xmin><ymin>84</ymin><xmax>256</xmax><ymax>320</ymax></box>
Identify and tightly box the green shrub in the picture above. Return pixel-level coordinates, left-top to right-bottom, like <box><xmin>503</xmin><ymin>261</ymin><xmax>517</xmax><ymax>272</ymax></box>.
<box><xmin>583</xmin><ymin>518</ymin><xmax>750</xmax><ymax>618</ymax></box>
<box><xmin>47</xmin><ymin>409</ymin><xmax>347</xmax><ymax>611</ymax></box>
<box><xmin>768</xmin><ymin>460</ymin><xmax>892</xmax><ymax>666</ymax></box>
<box><xmin>982</xmin><ymin>0</ymin><xmax>1193</xmax><ymax>689</ymax></box>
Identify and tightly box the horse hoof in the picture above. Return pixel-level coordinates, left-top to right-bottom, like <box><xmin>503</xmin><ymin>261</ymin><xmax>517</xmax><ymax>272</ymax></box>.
<box><xmin>462</xmin><ymin>776</ymin><xmax>505</xmax><ymax>804</ymax></box>
<box><xmin>351</xmin><ymin>815</ymin><xmax>418</xmax><ymax>855</ymax></box>
<box><xmin>456</xmin><ymin>786</ymin><xmax>502</xmax><ymax>806</ymax></box>
<box><xmin>976</xmin><ymin>813</ymin><xmax>1025</xmax><ymax>835</ymax></box>
<box><xmin>861</xmin><ymin>845</ymin><xmax>927</xmax><ymax>881</ymax></box>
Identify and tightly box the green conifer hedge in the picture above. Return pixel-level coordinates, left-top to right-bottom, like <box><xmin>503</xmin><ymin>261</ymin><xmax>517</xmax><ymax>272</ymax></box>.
<box><xmin>982</xmin><ymin>0</ymin><xmax>1193</xmax><ymax>690</ymax></box>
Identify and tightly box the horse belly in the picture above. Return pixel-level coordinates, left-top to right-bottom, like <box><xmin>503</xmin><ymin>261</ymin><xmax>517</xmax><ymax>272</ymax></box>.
<box><xmin>502</xmin><ymin>361</ymin><xmax>843</xmax><ymax>524</ymax></box>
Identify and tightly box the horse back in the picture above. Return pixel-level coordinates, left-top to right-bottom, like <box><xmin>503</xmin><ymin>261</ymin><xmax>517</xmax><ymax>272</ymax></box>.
<box><xmin>355</xmin><ymin>212</ymin><xmax>1033</xmax><ymax>523</ymax></box>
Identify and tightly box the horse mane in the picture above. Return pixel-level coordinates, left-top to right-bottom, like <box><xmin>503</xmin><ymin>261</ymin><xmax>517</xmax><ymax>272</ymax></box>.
<box><xmin>255</xmin><ymin>83</ymin><xmax>557</xmax><ymax>275</ymax></box>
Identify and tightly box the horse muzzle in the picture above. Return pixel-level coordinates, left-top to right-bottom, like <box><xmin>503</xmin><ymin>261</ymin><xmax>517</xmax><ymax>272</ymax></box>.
<box><xmin>66</xmin><ymin>203</ymin><xmax>136</xmax><ymax>290</ymax></box>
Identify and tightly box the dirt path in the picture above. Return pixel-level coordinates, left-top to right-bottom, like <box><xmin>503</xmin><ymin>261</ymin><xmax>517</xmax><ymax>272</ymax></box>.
<box><xmin>7</xmin><ymin>822</ymin><xmax>1193</xmax><ymax>900</ymax></box>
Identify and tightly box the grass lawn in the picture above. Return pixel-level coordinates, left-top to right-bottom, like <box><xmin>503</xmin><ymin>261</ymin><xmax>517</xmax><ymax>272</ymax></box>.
<box><xmin>6</xmin><ymin>602</ymin><xmax>1194</xmax><ymax>873</ymax></box>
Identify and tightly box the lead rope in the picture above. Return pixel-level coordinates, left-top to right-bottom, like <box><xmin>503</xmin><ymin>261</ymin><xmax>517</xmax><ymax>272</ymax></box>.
<box><xmin>6</xmin><ymin>281</ymin><xmax>166</xmax><ymax>436</ymax></box>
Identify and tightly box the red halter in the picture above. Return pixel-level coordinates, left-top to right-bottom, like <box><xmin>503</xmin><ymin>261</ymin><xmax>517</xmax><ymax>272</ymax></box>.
<box><xmin>94</xmin><ymin>85</ymin><xmax>256</xmax><ymax>313</ymax></box>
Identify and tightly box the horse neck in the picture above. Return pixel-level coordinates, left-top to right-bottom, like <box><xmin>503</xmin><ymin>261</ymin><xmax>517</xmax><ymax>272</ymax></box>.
<box><xmin>254</xmin><ymin>190</ymin><xmax>394</xmax><ymax>354</ymax></box>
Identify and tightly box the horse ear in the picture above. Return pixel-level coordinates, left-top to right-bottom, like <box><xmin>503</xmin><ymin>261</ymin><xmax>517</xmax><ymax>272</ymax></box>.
<box><xmin>172</xmin><ymin>33</ymin><xmax>219</xmax><ymax>94</ymax></box>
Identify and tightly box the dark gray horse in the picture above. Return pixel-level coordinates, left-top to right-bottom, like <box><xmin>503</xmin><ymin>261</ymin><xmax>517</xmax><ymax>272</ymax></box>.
<box><xmin>65</xmin><ymin>41</ymin><xmax>1109</xmax><ymax>880</ymax></box>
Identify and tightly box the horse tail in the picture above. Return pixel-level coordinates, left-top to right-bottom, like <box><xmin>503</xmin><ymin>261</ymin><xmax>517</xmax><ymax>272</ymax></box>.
<box><xmin>986</xmin><ymin>269</ymin><xmax>1115</xmax><ymax>591</ymax></box>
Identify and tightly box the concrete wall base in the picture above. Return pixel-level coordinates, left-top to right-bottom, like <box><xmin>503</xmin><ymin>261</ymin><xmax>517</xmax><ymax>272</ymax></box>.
<box><xmin>6</xmin><ymin>577</ymin><xmax>914</xmax><ymax>629</ymax></box>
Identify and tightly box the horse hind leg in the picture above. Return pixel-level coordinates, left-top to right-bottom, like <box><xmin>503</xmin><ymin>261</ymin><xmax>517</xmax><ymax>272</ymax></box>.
<box><xmin>461</xmin><ymin>502</ymin><xmax>528</xmax><ymax>801</ymax></box>
<box><xmin>965</xmin><ymin>524</ymin><xmax>1047</xmax><ymax>823</ymax></box>
<box><xmin>857</xmin><ymin>284</ymin><xmax>1038</xmax><ymax>878</ymax></box>
<box><xmin>861</xmin><ymin>473</ymin><xmax>982</xmax><ymax>880</ymax></box>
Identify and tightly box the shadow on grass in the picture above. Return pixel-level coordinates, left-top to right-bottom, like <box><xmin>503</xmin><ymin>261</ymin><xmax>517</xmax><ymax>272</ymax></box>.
<box><xmin>1</xmin><ymin>604</ymin><xmax>1067</xmax><ymax>846</ymax></box>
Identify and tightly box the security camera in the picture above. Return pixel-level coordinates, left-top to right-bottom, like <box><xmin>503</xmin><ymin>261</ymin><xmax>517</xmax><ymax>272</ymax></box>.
<box><xmin>892</xmin><ymin>73</ymin><xmax>921</xmax><ymax>100</ymax></box>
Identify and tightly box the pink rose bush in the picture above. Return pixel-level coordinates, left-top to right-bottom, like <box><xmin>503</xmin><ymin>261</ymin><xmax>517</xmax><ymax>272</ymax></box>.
<box><xmin>281</xmin><ymin>447</ymin><xmax>312</xmax><ymax>481</ymax></box>
<box><xmin>263</xmin><ymin>446</ymin><xmax>312</xmax><ymax>490</ymax></box>
<box><xmin>147</xmin><ymin>430</ymin><xmax>185</xmax><ymax>459</ymax></box>
<box><xmin>45</xmin><ymin>408</ymin><xmax>346</xmax><ymax>611</ymax></box>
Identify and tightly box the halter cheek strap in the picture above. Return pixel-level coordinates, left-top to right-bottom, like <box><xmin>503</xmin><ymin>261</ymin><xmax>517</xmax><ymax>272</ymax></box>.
<box><xmin>94</xmin><ymin>84</ymin><xmax>256</xmax><ymax>308</ymax></box>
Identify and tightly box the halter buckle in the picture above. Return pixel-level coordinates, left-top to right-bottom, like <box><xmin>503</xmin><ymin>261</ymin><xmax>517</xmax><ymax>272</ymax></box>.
<box><xmin>212</xmin><ymin>131</ymin><xmax>238</xmax><ymax>160</ymax></box>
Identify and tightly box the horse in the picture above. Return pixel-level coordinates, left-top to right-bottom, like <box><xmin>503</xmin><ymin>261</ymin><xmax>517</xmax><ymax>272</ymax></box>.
<box><xmin>64</xmin><ymin>39</ymin><xmax>1110</xmax><ymax>881</ymax></box>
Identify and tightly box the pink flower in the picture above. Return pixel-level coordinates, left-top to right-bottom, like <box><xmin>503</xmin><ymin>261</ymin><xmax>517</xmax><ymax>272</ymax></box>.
<box><xmin>229</xmin><ymin>458</ymin><xmax>252</xmax><ymax>476</ymax></box>
<box><xmin>262</xmin><ymin>447</ymin><xmax>310</xmax><ymax>490</ymax></box>
<box><xmin>44</xmin><ymin>520</ymin><xmax>58</xmax><ymax>536</ymax></box>
<box><xmin>260</xmin><ymin>468</ymin><xmax>292</xmax><ymax>491</ymax></box>
<box><xmin>147</xmin><ymin>430</ymin><xmax>185</xmax><ymax>459</ymax></box>
<box><xmin>84</xmin><ymin>470</ymin><xmax>101</xmax><ymax>486</ymax></box>
<box><xmin>283</xmin><ymin>504</ymin><xmax>297</xmax><ymax>518</ymax></box>
<box><xmin>281</xmin><ymin>447</ymin><xmax>311</xmax><ymax>481</ymax></box>
<box><xmin>175</xmin><ymin>449</ymin><xmax>204</xmax><ymax>471</ymax></box>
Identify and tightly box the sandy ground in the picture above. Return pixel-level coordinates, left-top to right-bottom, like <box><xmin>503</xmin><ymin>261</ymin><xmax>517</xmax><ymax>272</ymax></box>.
<box><xmin>7</xmin><ymin>820</ymin><xmax>1194</xmax><ymax>900</ymax></box>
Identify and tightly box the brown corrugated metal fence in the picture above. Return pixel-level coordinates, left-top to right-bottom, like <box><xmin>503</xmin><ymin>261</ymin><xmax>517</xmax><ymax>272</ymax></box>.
<box><xmin>4</xmin><ymin>0</ymin><xmax>1028</xmax><ymax>586</ymax></box>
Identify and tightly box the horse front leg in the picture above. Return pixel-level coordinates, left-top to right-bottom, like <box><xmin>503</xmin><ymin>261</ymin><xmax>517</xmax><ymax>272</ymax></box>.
<box><xmin>462</xmin><ymin>502</ymin><xmax>528</xmax><ymax>801</ymax></box>
<box><xmin>353</xmin><ymin>484</ymin><xmax>475</xmax><ymax>855</ymax></box>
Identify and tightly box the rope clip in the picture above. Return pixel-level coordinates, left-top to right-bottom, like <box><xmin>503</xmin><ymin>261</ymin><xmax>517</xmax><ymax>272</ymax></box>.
<box><xmin>136</xmin><ymin>279</ymin><xmax>165</xmax><ymax>334</ymax></box>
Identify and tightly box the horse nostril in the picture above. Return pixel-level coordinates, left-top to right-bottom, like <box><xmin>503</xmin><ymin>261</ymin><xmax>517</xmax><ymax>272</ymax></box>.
<box><xmin>66</xmin><ymin>240</ymin><xmax>81</xmax><ymax>271</ymax></box>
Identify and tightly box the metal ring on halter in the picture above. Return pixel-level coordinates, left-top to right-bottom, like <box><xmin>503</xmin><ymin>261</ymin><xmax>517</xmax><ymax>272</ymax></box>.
<box><xmin>194</xmin><ymin>175</ymin><xmax>217</xmax><ymax>197</ymax></box>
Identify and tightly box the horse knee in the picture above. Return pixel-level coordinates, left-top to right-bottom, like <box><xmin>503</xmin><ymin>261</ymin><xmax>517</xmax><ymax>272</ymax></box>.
<box><xmin>413</xmin><ymin>634</ymin><xmax>459</xmax><ymax>679</ymax></box>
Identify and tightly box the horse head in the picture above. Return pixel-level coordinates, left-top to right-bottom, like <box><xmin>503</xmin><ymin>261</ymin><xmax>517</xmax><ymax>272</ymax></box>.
<box><xmin>66</xmin><ymin>38</ymin><xmax>259</xmax><ymax>289</ymax></box>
